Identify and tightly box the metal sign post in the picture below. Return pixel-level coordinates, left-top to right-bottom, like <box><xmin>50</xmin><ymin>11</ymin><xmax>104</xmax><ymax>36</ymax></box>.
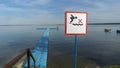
<box><xmin>74</xmin><ymin>35</ymin><xmax>78</xmax><ymax>68</ymax></box>
<box><xmin>65</xmin><ymin>11</ymin><xmax>88</xmax><ymax>68</ymax></box>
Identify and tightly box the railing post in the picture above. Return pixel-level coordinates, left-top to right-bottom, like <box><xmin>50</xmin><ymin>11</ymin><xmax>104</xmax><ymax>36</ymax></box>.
<box><xmin>27</xmin><ymin>49</ymin><xmax>30</xmax><ymax>68</ymax></box>
<box><xmin>27</xmin><ymin>48</ymin><xmax>36</xmax><ymax>68</ymax></box>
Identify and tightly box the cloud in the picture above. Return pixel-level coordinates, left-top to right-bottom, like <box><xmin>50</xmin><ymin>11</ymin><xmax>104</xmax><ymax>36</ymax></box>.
<box><xmin>0</xmin><ymin>0</ymin><xmax>120</xmax><ymax>25</ymax></box>
<box><xmin>0</xmin><ymin>3</ymin><xmax>62</xmax><ymax>25</ymax></box>
<box><xmin>65</xmin><ymin>0</ymin><xmax>120</xmax><ymax>23</ymax></box>
<box><xmin>0</xmin><ymin>3</ymin><xmax>51</xmax><ymax>14</ymax></box>
<box><xmin>0</xmin><ymin>3</ymin><xmax>63</xmax><ymax>25</ymax></box>
<box><xmin>13</xmin><ymin>0</ymin><xmax>51</xmax><ymax>6</ymax></box>
<box><xmin>0</xmin><ymin>4</ymin><xmax>26</xmax><ymax>12</ymax></box>
<box><xmin>89</xmin><ymin>0</ymin><xmax>120</xmax><ymax>23</ymax></box>
<box><xmin>0</xmin><ymin>14</ymin><xmax>63</xmax><ymax>25</ymax></box>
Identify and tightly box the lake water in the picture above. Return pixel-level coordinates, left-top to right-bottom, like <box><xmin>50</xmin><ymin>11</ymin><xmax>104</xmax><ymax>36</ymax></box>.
<box><xmin>0</xmin><ymin>25</ymin><xmax>120</xmax><ymax>68</ymax></box>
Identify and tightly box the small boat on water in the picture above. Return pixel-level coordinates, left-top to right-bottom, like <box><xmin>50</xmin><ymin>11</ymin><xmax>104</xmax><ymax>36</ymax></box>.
<box><xmin>104</xmin><ymin>29</ymin><xmax>112</xmax><ymax>32</ymax></box>
<box><xmin>116</xmin><ymin>30</ymin><xmax>120</xmax><ymax>33</ymax></box>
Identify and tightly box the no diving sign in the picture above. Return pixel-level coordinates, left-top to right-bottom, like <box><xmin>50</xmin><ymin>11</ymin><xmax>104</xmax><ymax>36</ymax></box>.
<box><xmin>65</xmin><ymin>11</ymin><xmax>88</xmax><ymax>35</ymax></box>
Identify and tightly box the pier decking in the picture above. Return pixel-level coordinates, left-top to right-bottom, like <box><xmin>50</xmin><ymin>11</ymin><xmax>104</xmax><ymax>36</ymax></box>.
<box><xmin>24</xmin><ymin>29</ymin><xmax>49</xmax><ymax>68</ymax></box>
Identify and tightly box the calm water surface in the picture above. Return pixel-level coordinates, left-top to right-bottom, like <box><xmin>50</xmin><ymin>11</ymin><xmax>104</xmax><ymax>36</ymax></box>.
<box><xmin>0</xmin><ymin>25</ymin><xmax>120</xmax><ymax>68</ymax></box>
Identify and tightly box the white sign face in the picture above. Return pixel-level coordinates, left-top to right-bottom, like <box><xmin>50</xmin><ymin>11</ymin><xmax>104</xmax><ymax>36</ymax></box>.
<box><xmin>65</xmin><ymin>11</ymin><xmax>88</xmax><ymax>35</ymax></box>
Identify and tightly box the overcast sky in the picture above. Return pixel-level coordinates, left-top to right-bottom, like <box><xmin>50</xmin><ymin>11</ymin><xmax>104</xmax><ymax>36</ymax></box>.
<box><xmin>0</xmin><ymin>0</ymin><xmax>120</xmax><ymax>25</ymax></box>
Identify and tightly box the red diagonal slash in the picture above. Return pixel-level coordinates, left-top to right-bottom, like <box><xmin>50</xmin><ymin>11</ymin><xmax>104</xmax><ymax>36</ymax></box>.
<box><xmin>78</xmin><ymin>19</ymin><xmax>83</xmax><ymax>24</ymax></box>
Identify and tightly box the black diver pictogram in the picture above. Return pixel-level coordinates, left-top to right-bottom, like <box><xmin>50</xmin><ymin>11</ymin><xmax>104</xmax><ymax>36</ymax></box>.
<box><xmin>70</xmin><ymin>14</ymin><xmax>77</xmax><ymax>24</ymax></box>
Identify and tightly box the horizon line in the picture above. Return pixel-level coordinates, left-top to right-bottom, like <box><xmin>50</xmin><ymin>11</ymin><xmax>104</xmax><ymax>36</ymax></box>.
<box><xmin>0</xmin><ymin>23</ymin><xmax>120</xmax><ymax>26</ymax></box>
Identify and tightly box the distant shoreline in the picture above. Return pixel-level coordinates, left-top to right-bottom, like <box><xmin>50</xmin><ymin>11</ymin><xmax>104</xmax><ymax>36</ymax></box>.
<box><xmin>0</xmin><ymin>23</ymin><xmax>120</xmax><ymax>26</ymax></box>
<box><xmin>88</xmin><ymin>23</ymin><xmax>120</xmax><ymax>25</ymax></box>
